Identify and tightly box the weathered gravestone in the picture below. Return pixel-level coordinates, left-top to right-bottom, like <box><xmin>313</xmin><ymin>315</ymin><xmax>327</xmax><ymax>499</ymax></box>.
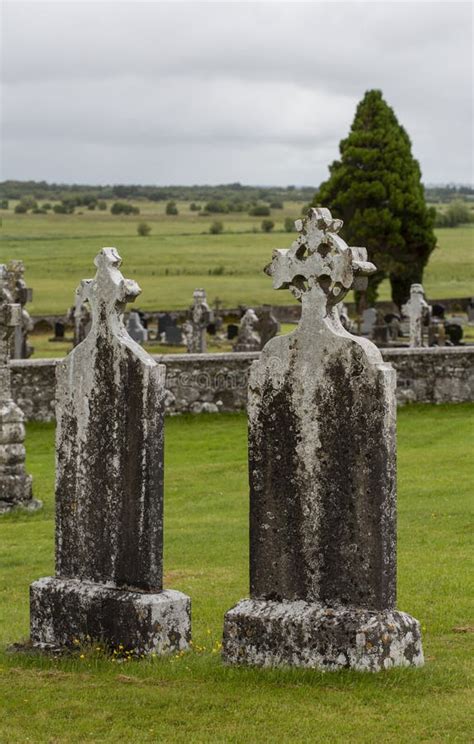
<box><xmin>164</xmin><ymin>324</ymin><xmax>183</xmax><ymax>346</ymax></box>
<box><xmin>361</xmin><ymin>307</ymin><xmax>377</xmax><ymax>336</ymax></box>
<box><xmin>257</xmin><ymin>305</ymin><xmax>280</xmax><ymax>348</ymax></box>
<box><xmin>30</xmin><ymin>248</ymin><xmax>191</xmax><ymax>654</ymax></box>
<box><xmin>222</xmin><ymin>208</ymin><xmax>424</xmax><ymax>671</ymax></box>
<box><xmin>157</xmin><ymin>312</ymin><xmax>174</xmax><ymax>335</ymax></box>
<box><xmin>233</xmin><ymin>309</ymin><xmax>261</xmax><ymax>352</ymax></box>
<box><xmin>0</xmin><ymin>265</ymin><xmax>41</xmax><ymax>514</ymax></box>
<box><xmin>468</xmin><ymin>298</ymin><xmax>474</xmax><ymax>324</ymax></box>
<box><xmin>402</xmin><ymin>284</ymin><xmax>430</xmax><ymax>347</ymax></box>
<box><xmin>127</xmin><ymin>310</ymin><xmax>148</xmax><ymax>344</ymax></box>
<box><xmin>227</xmin><ymin>323</ymin><xmax>239</xmax><ymax>341</ymax></box>
<box><xmin>6</xmin><ymin>260</ymin><xmax>34</xmax><ymax>359</ymax></box>
<box><xmin>68</xmin><ymin>284</ymin><xmax>92</xmax><ymax>347</ymax></box>
<box><xmin>186</xmin><ymin>289</ymin><xmax>213</xmax><ymax>353</ymax></box>
<box><xmin>372</xmin><ymin>309</ymin><xmax>390</xmax><ymax>345</ymax></box>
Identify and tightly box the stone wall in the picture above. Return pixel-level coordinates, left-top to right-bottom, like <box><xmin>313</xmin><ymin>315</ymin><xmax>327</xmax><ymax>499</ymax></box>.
<box><xmin>10</xmin><ymin>347</ymin><xmax>474</xmax><ymax>422</ymax></box>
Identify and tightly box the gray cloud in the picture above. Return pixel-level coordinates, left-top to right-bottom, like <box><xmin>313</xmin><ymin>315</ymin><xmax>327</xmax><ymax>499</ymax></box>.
<box><xmin>1</xmin><ymin>1</ymin><xmax>472</xmax><ymax>184</ymax></box>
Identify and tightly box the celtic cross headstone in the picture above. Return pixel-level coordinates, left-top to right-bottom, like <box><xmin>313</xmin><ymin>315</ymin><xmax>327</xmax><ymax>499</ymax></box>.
<box><xmin>30</xmin><ymin>248</ymin><xmax>191</xmax><ymax>654</ymax></box>
<box><xmin>223</xmin><ymin>208</ymin><xmax>424</xmax><ymax>671</ymax></box>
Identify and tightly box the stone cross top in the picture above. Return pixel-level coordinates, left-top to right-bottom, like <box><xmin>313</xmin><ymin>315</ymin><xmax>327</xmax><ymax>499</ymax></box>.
<box><xmin>78</xmin><ymin>247</ymin><xmax>140</xmax><ymax>338</ymax></box>
<box><xmin>30</xmin><ymin>248</ymin><xmax>190</xmax><ymax>654</ymax></box>
<box><xmin>265</xmin><ymin>207</ymin><xmax>375</xmax><ymax>309</ymax></box>
<box><xmin>223</xmin><ymin>208</ymin><xmax>423</xmax><ymax>672</ymax></box>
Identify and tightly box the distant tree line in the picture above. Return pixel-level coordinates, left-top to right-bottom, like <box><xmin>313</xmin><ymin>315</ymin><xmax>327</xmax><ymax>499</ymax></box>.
<box><xmin>0</xmin><ymin>180</ymin><xmax>316</xmax><ymax>204</ymax></box>
<box><xmin>425</xmin><ymin>184</ymin><xmax>474</xmax><ymax>203</ymax></box>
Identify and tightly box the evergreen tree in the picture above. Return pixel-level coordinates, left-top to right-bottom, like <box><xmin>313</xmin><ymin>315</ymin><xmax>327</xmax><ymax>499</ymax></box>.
<box><xmin>313</xmin><ymin>90</ymin><xmax>436</xmax><ymax>308</ymax></box>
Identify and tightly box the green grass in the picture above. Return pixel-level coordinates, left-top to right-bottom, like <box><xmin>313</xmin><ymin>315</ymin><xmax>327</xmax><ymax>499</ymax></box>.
<box><xmin>0</xmin><ymin>405</ymin><xmax>473</xmax><ymax>742</ymax></box>
<box><xmin>1</xmin><ymin>203</ymin><xmax>473</xmax><ymax>314</ymax></box>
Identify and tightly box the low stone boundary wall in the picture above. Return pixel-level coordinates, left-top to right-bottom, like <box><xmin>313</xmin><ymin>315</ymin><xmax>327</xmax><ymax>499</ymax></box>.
<box><xmin>10</xmin><ymin>347</ymin><xmax>474</xmax><ymax>422</ymax></box>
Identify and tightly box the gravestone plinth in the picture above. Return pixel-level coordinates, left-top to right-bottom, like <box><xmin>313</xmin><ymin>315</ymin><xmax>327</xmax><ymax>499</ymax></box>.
<box><xmin>223</xmin><ymin>209</ymin><xmax>423</xmax><ymax>672</ymax></box>
<box><xmin>0</xmin><ymin>265</ymin><xmax>40</xmax><ymax>514</ymax></box>
<box><xmin>30</xmin><ymin>248</ymin><xmax>190</xmax><ymax>655</ymax></box>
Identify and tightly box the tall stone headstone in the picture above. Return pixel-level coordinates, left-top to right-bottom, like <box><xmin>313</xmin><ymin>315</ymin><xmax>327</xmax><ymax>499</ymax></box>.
<box><xmin>0</xmin><ymin>266</ymin><xmax>41</xmax><ymax>514</ymax></box>
<box><xmin>30</xmin><ymin>248</ymin><xmax>191</xmax><ymax>654</ymax></box>
<box><xmin>223</xmin><ymin>208</ymin><xmax>424</xmax><ymax>672</ymax></box>
<box><xmin>186</xmin><ymin>288</ymin><xmax>213</xmax><ymax>353</ymax></box>
<box><xmin>6</xmin><ymin>260</ymin><xmax>34</xmax><ymax>359</ymax></box>
<box><xmin>402</xmin><ymin>283</ymin><xmax>430</xmax><ymax>347</ymax></box>
<box><xmin>233</xmin><ymin>309</ymin><xmax>261</xmax><ymax>352</ymax></box>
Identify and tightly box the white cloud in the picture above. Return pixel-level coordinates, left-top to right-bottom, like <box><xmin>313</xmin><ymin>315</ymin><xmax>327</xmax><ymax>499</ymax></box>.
<box><xmin>1</xmin><ymin>1</ymin><xmax>472</xmax><ymax>184</ymax></box>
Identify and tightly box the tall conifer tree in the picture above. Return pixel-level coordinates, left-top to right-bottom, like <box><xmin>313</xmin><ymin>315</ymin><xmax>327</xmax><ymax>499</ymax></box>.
<box><xmin>314</xmin><ymin>90</ymin><xmax>436</xmax><ymax>308</ymax></box>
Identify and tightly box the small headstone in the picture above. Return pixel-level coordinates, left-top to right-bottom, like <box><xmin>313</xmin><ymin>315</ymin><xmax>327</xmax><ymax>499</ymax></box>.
<box><xmin>227</xmin><ymin>324</ymin><xmax>239</xmax><ymax>341</ymax></box>
<box><xmin>361</xmin><ymin>307</ymin><xmax>377</xmax><ymax>336</ymax></box>
<box><xmin>0</xmin><ymin>265</ymin><xmax>41</xmax><ymax>514</ymax></box>
<box><xmin>165</xmin><ymin>324</ymin><xmax>183</xmax><ymax>345</ymax></box>
<box><xmin>445</xmin><ymin>323</ymin><xmax>463</xmax><ymax>345</ymax></box>
<box><xmin>233</xmin><ymin>309</ymin><xmax>261</xmax><ymax>352</ymax></box>
<box><xmin>223</xmin><ymin>208</ymin><xmax>424</xmax><ymax>672</ymax></box>
<box><xmin>54</xmin><ymin>321</ymin><xmax>65</xmax><ymax>340</ymax></box>
<box><xmin>371</xmin><ymin>309</ymin><xmax>390</xmax><ymax>345</ymax></box>
<box><xmin>468</xmin><ymin>298</ymin><xmax>474</xmax><ymax>324</ymax></box>
<box><xmin>69</xmin><ymin>285</ymin><xmax>92</xmax><ymax>347</ymax></box>
<box><xmin>432</xmin><ymin>303</ymin><xmax>446</xmax><ymax>320</ymax></box>
<box><xmin>186</xmin><ymin>289</ymin><xmax>213</xmax><ymax>353</ymax></box>
<box><xmin>402</xmin><ymin>284</ymin><xmax>431</xmax><ymax>347</ymax></box>
<box><xmin>157</xmin><ymin>313</ymin><xmax>174</xmax><ymax>334</ymax></box>
<box><xmin>127</xmin><ymin>310</ymin><xmax>148</xmax><ymax>344</ymax></box>
<box><xmin>29</xmin><ymin>248</ymin><xmax>190</xmax><ymax>655</ymax></box>
<box><xmin>6</xmin><ymin>260</ymin><xmax>34</xmax><ymax>359</ymax></box>
<box><xmin>256</xmin><ymin>305</ymin><xmax>280</xmax><ymax>348</ymax></box>
<box><xmin>385</xmin><ymin>313</ymin><xmax>401</xmax><ymax>342</ymax></box>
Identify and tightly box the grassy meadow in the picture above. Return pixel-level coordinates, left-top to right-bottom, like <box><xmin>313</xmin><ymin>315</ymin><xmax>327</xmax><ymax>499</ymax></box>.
<box><xmin>1</xmin><ymin>201</ymin><xmax>473</xmax><ymax>316</ymax></box>
<box><xmin>0</xmin><ymin>405</ymin><xmax>473</xmax><ymax>742</ymax></box>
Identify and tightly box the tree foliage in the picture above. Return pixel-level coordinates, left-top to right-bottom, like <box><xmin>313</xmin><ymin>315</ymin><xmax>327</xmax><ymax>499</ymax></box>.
<box><xmin>313</xmin><ymin>90</ymin><xmax>436</xmax><ymax>307</ymax></box>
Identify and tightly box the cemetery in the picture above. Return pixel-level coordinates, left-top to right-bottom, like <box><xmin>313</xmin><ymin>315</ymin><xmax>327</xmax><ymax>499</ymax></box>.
<box><xmin>1</xmin><ymin>3</ymin><xmax>473</xmax><ymax>740</ymax></box>
<box><xmin>1</xmin><ymin>203</ymin><xmax>473</xmax><ymax>741</ymax></box>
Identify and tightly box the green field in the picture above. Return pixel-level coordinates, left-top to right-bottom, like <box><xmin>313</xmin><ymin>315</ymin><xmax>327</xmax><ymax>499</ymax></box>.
<box><xmin>1</xmin><ymin>406</ymin><xmax>473</xmax><ymax>742</ymax></box>
<box><xmin>1</xmin><ymin>202</ymin><xmax>473</xmax><ymax>315</ymax></box>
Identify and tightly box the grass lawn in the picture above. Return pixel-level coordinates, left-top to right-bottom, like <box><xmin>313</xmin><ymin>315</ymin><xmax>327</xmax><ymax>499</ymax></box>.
<box><xmin>0</xmin><ymin>405</ymin><xmax>473</xmax><ymax>742</ymax></box>
<box><xmin>1</xmin><ymin>203</ymin><xmax>473</xmax><ymax>314</ymax></box>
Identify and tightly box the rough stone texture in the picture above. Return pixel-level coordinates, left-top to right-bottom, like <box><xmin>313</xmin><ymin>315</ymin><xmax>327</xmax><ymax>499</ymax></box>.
<box><xmin>9</xmin><ymin>348</ymin><xmax>474</xmax><ymax>421</ymax></box>
<box><xmin>222</xmin><ymin>208</ymin><xmax>423</xmax><ymax>671</ymax></box>
<box><xmin>127</xmin><ymin>311</ymin><xmax>148</xmax><ymax>343</ymax></box>
<box><xmin>256</xmin><ymin>305</ymin><xmax>280</xmax><ymax>348</ymax></box>
<box><xmin>10</xmin><ymin>346</ymin><xmax>474</xmax><ymax>422</ymax></box>
<box><xmin>186</xmin><ymin>288</ymin><xmax>213</xmax><ymax>353</ymax></box>
<box><xmin>6</xmin><ymin>260</ymin><xmax>34</xmax><ymax>359</ymax></box>
<box><xmin>29</xmin><ymin>248</ymin><xmax>190</xmax><ymax>654</ymax></box>
<box><xmin>31</xmin><ymin>578</ymin><xmax>190</xmax><ymax>654</ymax></box>
<box><xmin>223</xmin><ymin>600</ymin><xmax>423</xmax><ymax>671</ymax></box>
<box><xmin>0</xmin><ymin>265</ymin><xmax>40</xmax><ymax>514</ymax></box>
<box><xmin>233</xmin><ymin>309</ymin><xmax>261</xmax><ymax>352</ymax></box>
<box><xmin>402</xmin><ymin>283</ymin><xmax>431</xmax><ymax>347</ymax></box>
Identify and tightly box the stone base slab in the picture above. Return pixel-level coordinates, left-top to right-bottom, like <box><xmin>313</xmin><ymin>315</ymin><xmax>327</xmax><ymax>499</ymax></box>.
<box><xmin>223</xmin><ymin>599</ymin><xmax>424</xmax><ymax>672</ymax></box>
<box><xmin>30</xmin><ymin>577</ymin><xmax>191</xmax><ymax>655</ymax></box>
<box><xmin>0</xmin><ymin>497</ymin><xmax>42</xmax><ymax>515</ymax></box>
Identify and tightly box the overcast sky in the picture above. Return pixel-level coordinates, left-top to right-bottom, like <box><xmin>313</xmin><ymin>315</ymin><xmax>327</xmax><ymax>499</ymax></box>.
<box><xmin>1</xmin><ymin>1</ymin><xmax>473</xmax><ymax>186</ymax></box>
